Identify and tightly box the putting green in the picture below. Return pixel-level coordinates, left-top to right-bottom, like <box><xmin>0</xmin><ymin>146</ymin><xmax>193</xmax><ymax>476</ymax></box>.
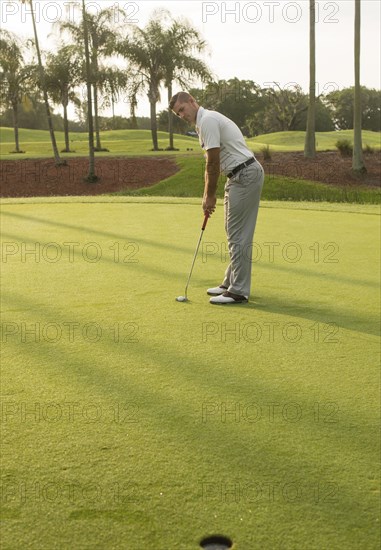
<box><xmin>1</xmin><ymin>198</ymin><xmax>379</xmax><ymax>549</ymax></box>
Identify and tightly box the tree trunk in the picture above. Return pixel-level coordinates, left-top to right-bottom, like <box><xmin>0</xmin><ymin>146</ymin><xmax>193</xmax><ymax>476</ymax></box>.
<box><xmin>12</xmin><ymin>101</ymin><xmax>22</xmax><ymax>153</ymax></box>
<box><xmin>167</xmin><ymin>82</ymin><xmax>174</xmax><ymax>149</ymax></box>
<box><xmin>352</xmin><ymin>0</ymin><xmax>366</xmax><ymax>173</ymax></box>
<box><xmin>150</xmin><ymin>99</ymin><xmax>159</xmax><ymax>150</ymax></box>
<box><xmin>63</xmin><ymin>100</ymin><xmax>70</xmax><ymax>152</ymax></box>
<box><xmin>148</xmin><ymin>85</ymin><xmax>159</xmax><ymax>150</ymax></box>
<box><xmin>29</xmin><ymin>0</ymin><xmax>63</xmax><ymax>165</ymax></box>
<box><xmin>82</xmin><ymin>0</ymin><xmax>97</xmax><ymax>181</ymax></box>
<box><xmin>93</xmin><ymin>83</ymin><xmax>102</xmax><ymax>150</ymax></box>
<box><xmin>91</xmin><ymin>50</ymin><xmax>108</xmax><ymax>150</ymax></box>
<box><xmin>304</xmin><ymin>0</ymin><xmax>316</xmax><ymax>158</ymax></box>
<box><xmin>130</xmin><ymin>98</ymin><xmax>138</xmax><ymax>129</ymax></box>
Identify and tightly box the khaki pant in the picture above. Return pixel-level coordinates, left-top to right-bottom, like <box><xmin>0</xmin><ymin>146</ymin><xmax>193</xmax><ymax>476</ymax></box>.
<box><xmin>222</xmin><ymin>160</ymin><xmax>264</xmax><ymax>298</ymax></box>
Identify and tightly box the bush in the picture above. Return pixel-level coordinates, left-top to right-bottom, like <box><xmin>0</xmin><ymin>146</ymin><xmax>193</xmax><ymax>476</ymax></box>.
<box><xmin>259</xmin><ymin>144</ymin><xmax>272</xmax><ymax>160</ymax></box>
<box><xmin>336</xmin><ymin>139</ymin><xmax>353</xmax><ymax>157</ymax></box>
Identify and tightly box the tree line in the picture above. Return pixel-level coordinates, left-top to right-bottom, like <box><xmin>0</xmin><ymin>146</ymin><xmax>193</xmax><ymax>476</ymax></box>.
<box><xmin>0</xmin><ymin>0</ymin><xmax>377</xmax><ymax>178</ymax></box>
<box><xmin>2</xmin><ymin>81</ymin><xmax>379</xmax><ymax>136</ymax></box>
<box><xmin>1</xmin><ymin>1</ymin><xmax>211</xmax><ymax>179</ymax></box>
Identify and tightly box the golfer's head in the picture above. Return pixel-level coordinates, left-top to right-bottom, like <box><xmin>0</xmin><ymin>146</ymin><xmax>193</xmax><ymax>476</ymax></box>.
<box><xmin>169</xmin><ymin>92</ymin><xmax>199</xmax><ymax>125</ymax></box>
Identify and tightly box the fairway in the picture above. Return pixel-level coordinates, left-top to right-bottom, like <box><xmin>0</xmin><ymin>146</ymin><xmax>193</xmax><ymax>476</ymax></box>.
<box><xmin>1</xmin><ymin>127</ymin><xmax>379</xmax><ymax>159</ymax></box>
<box><xmin>247</xmin><ymin>129</ymin><xmax>381</xmax><ymax>152</ymax></box>
<box><xmin>1</xmin><ymin>198</ymin><xmax>380</xmax><ymax>549</ymax></box>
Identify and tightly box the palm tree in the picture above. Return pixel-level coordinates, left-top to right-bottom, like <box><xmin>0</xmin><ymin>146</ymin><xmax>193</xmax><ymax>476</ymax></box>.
<box><xmin>162</xmin><ymin>17</ymin><xmax>212</xmax><ymax>150</ymax></box>
<box><xmin>81</xmin><ymin>0</ymin><xmax>97</xmax><ymax>182</ymax></box>
<box><xmin>0</xmin><ymin>30</ymin><xmax>30</xmax><ymax>153</ymax></box>
<box><xmin>21</xmin><ymin>0</ymin><xmax>64</xmax><ymax>164</ymax></box>
<box><xmin>352</xmin><ymin>0</ymin><xmax>366</xmax><ymax>173</ymax></box>
<box><xmin>304</xmin><ymin>0</ymin><xmax>316</xmax><ymax>158</ymax></box>
<box><xmin>97</xmin><ymin>66</ymin><xmax>128</xmax><ymax>130</ymax></box>
<box><xmin>58</xmin><ymin>6</ymin><xmax>124</xmax><ymax>151</ymax></box>
<box><xmin>126</xmin><ymin>72</ymin><xmax>145</xmax><ymax>129</ymax></box>
<box><xmin>115</xmin><ymin>14</ymin><xmax>168</xmax><ymax>151</ymax></box>
<box><xmin>114</xmin><ymin>10</ymin><xmax>210</xmax><ymax>150</ymax></box>
<box><xmin>45</xmin><ymin>45</ymin><xmax>82</xmax><ymax>152</ymax></box>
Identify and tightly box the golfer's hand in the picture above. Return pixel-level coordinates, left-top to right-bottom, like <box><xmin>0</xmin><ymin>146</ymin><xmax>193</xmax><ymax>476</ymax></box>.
<box><xmin>202</xmin><ymin>194</ymin><xmax>216</xmax><ymax>215</ymax></box>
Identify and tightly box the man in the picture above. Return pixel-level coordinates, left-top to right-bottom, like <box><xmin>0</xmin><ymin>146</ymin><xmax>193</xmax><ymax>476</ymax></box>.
<box><xmin>169</xmin><ymin>91</ymin><xmax>264</xmax><ymax>305</ymax></box>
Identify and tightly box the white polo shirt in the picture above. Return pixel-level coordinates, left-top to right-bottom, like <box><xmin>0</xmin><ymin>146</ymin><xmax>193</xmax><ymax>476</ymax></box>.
<box><xmin>195</xmin><ymin>106</ymin><xmax>254</xmax><ymax>174</ymax></box>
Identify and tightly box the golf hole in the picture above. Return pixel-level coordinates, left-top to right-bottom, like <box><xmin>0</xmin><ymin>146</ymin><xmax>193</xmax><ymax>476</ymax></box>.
<box><xmin>200</xmin><ymin>534</ymin><xmax>233</xmax><ymax>549</ymax></box>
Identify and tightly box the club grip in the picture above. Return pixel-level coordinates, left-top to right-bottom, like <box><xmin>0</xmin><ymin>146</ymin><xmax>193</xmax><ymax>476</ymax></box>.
<box><xmin>202</xmin><ymin>212</ymin><xmax>210</xmax><ymax>231</ymax></box>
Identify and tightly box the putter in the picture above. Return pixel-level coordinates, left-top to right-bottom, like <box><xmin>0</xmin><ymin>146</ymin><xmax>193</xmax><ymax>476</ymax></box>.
<box><xmin>176</xmin><ymin>212</ymin><xmax>210</xmax><ymax>302</ymax></box>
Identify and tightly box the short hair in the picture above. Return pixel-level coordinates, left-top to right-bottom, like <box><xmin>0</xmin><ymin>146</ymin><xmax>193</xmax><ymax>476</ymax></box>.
<box><xmin>169</xmin><ymin>92</ymin><xmax>192</xmax><ymax>111</ymax></box>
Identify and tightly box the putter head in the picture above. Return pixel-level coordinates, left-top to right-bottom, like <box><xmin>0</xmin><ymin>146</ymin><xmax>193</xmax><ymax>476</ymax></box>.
<box><xmin>176</xmin><ymin>296</ymin><xmax>188</xmax><ymax>302</ymax></box>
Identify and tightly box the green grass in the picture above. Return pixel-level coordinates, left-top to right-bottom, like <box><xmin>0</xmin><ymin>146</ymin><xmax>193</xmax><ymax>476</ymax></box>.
<box><xmin>248</xmin><ymin>130</ymin><xmax>381</xmax><ymax>152</ymax></box>
<box><xmin>0</xmin><ymin>127</ymin><xmax>199</xmax><ymax>159</ymax></box>
<box><xmin>1</xmin><ymin>127</ymin><xmax>380</xmax><ymax>160</ymax></box>
<box><xmin>1</xmin><ymin>127</ymin><xmax>379</xmax><ymax>204</ymax></box>
<box><xmin>0</xmin><ymin>197</ymin><xmax>380</xmax><ymax>549</ymax></box>
<box><xmin>113</xmin><ymin>156</ymin><xmax>381</xmax><ymax>204</ymax></box>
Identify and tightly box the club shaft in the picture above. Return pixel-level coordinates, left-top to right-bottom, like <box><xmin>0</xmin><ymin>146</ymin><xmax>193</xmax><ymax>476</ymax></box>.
<box><xmin>184</xmin><ymin>229</ymin><xmax>205</xmax><ymax>297</ymax></box>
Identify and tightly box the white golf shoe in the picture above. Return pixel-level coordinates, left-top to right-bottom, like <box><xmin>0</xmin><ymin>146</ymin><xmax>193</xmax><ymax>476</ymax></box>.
<box><xmin>210</xmin><ymin>291</ymin><xmax>249</xmax><ymax>305</ymax></box>
<box><xmin>207</xmin><ymin>285</ymin><xmax>228</xmax><ymax>296</ymax></box>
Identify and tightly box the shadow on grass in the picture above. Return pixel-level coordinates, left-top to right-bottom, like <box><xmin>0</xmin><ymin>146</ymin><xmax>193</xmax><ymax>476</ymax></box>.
<box><xmin>2</xmin><ymin>289</ymin><xmax>379</xmax><ymax>497</ymax></box>
<box><xmin>3</xmin><ymin>222</ymin><xmax>378</xmax><ymax>338</ymax></box>
<box><xmin>2</xmin><ymin>288</ymin><xmax>378</xmax><ymax>548</ymax></box>
<box><xmin>251</xmin><ymin>293</ymin><xmax>379</xmax><ymax>337</ymax></box>
<box><xmin>2</xmin><ymin>210</ymin><xmax>379</xmax><ymax>292</ymax></box>
<box><xmin>198</xmin><ymin>277</ymin><xmax>378</xmax><ymax>338</ymax></box>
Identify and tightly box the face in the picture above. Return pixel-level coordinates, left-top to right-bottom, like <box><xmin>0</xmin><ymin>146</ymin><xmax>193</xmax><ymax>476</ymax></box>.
<box><xmin>172</xmin><ymin>98</ymin><xmax>198</xmax><ymax>125</ymax></box>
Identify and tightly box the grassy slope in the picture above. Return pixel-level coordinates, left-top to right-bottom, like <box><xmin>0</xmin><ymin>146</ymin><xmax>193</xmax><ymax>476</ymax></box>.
<box><xmin>248</xmin><ymin>129</ymin><xmax>381</xmax><ymax>151</ymax></box>
<box><xmin>1</xmin><ymin>198</ymin><xmax>379</xmax><ymax>549</ymax></box>
<box><xmin>1</xmin><ymin>128</ymin><xmax>380</xmax><ymax>204</ymax></box>
<box><xmin>1</xmin><ymin>127</ymin><xmax>380</xmax><ymax>159</ymax></box>
<box><xmin>0</xmin><ymin>128</ymin><xmax>199</xmax><ymax>159</ymax></box>
<box><xmin>114</xmin><ymin>156</ymin><xmax>380</xmax><ymax>205</ymax></box>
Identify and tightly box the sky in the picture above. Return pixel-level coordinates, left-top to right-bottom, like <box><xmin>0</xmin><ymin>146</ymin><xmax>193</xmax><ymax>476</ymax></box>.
<box><xmin>1</xmin><ymin>0</ymin><xmax>380</xmax><ymax>119</ymax></box>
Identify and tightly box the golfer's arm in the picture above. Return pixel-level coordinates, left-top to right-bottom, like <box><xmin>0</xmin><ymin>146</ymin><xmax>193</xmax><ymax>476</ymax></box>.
<box><xmin>204</xmin><ymin>148</ymin><xmax>220</xmax><ymax>197</ymax></box>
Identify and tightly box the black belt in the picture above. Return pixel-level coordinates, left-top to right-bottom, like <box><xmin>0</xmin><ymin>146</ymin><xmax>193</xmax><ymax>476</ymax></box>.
<box><xmin>226</xmin><ymin>157</ymin><xmax>256</xmax><ymax>179</ymax></box>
